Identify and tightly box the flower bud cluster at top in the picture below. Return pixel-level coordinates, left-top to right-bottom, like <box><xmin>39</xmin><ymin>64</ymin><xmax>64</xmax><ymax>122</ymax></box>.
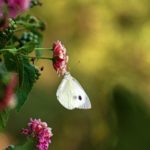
<box><xmin>19</xmin><ymin>32</ymin><xmax>39</xmax><ymax>46</ymax></box>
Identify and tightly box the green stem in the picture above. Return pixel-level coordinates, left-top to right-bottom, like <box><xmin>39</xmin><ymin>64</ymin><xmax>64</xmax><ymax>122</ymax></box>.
<box><xmin>0</xmin><ymin>49</ymin><xmax>15</xmax><ymax>52</ymax></box>
<box><xmin>0</xmin><ymin>47</ymin><xmax>53</xmax><ymax>52</ymax></box>
<box><xmin>25</xmin><ymin>55</ymin><xmax>53</xmax><ymax>60</ymax></box>
<box><xmin>14</xmin><ymin>28</ymin><xmax>26</xmax><ymax>32</ymax></box>
<box><xmin>35</xmin><ymin>48</ymin><xmax>53</xmax><ymax>51</ymax></box>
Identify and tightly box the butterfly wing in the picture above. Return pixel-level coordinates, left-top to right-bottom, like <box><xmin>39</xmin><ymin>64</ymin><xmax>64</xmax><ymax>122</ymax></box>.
<box><xmin>56</xmin><ymin>73</ymin><xmax>91</xmax><ymax>110</ymax></box>
<box><xmin>56</xmin><ymin>77</ymin><xmax>75</xmax><ymax>109</ymax></box>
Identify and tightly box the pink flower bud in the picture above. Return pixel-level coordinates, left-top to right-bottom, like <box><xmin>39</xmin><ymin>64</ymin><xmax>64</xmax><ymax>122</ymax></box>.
<box><xmin>52</xmin><ymin>40</ymin><xmax>69</xmax><ymax>76</ymax></box>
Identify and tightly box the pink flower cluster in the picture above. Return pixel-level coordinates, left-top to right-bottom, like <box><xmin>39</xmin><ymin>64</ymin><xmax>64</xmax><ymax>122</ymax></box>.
<box><xmin>0</xmin><ymin>74</ymin><xmax>17</xmax><ymax>111</ymax></box>
<box><xmin>0</xmin><ymin>0</ymin><xmax>31</xmax><ymax>18</ymax></box>
<box><xmin>52</xmin><ymin>40</ymin><xmax>69</xmax><ymax>76</ymax></box>
<box><xmin>21</xmin><ymin>118</ymin><xmax>53</xmax><ymax>150</ymax></box>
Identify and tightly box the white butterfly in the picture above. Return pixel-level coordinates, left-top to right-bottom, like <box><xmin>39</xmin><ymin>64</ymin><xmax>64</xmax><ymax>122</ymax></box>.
<box><xmin>56</xmin><ymin>72</ymin><xmax>91</xmax><ymax>110</ymax></box>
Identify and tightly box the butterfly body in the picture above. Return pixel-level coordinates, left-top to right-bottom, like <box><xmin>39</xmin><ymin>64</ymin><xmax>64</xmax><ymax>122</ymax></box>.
<box><xmin>56</xmin><ymin>72</ymin><xmax>91</xmax><ymax>110</ymax></box>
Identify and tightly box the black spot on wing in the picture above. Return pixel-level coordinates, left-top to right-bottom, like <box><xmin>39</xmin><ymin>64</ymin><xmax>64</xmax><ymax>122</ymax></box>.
<box><xmin>78</xmin><ymin>95</ymin><xmax>82</xmax><ymax>100</ymax></box>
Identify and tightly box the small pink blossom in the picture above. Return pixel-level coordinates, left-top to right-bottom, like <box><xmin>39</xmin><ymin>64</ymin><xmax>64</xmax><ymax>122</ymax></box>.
<box><xmin>0</xmin><ymin>0</ymin><xmax>31</xmax><ymax>19</ymax></box>
<box><xmin>0</xmin><ymin>74</ymin><xmax>17</xmax><ymax>111</ymax></box>
<box><xmin>7</xmin><ymin>0</ymin><xmax>31</xmax><ymax>18</ymax></box>
<box><xmin>52</xmin><ymin>40</ymin><xmax>69</xmax><ymax>76</ymax></box>
<box><xmin>21</xmin><ymin>128</ymin><xmax>30</xmax><ymax>135</ymax></box>
<box><xmin>8</xmin><ymin>0</ymin><xmax>30</xmax><ymax>10</ymax></box>
<box><xmin>21</xmin><ymin>118</ymin><xmax>53</xmax><ymax>150</ymax></box>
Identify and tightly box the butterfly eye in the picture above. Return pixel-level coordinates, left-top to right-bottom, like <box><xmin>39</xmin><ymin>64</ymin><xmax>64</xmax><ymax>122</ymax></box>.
<box><xmin>78</xmin><ymin>95</ymin><xmax>82</xmax><ymax>101</ymax></box>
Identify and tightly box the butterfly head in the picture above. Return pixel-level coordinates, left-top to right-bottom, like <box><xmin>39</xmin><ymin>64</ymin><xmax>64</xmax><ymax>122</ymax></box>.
<box><xmin>64</xmin><ymin>71</ymin><xmax>72</xmax><ymax>78</ymax></box>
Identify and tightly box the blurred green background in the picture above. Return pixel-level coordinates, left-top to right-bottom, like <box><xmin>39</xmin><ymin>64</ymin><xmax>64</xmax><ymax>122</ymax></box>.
<box><xmin>2</xmin><ymin>0</ymin><xmax>150</xmax><ymax>149</ymax></box>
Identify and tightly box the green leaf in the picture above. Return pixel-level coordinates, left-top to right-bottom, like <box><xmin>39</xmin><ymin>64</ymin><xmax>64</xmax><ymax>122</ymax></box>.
<box><xmin>14</xmin><ymin>139</ymin><xmax>36</xmax><ymax>150</ymax></box>
<box><xmin>0</xmin><ymin>109</ymin><xmax>10</xmax><ymax>130</ymax></box>
<box><xmin>3</xmin><ymin>52</ymin><xmax>39</xmax><ymax>110</ymax></box>
<box><xmin>17</xmin><ymin>58</ymin><xmax>36</xmax><ymax>110</ymax></box>
<box><xmin>3</xmin><ymin>52</ymin><xmax>18</xmax><ymax>71</ymax></box>
<box><xmin>3</xmin><ymin>52</ymin><xmax>24</xmax><ymax>86</ymax></box>
<box><xmin>16</xmin><ymin>57</ymin><xmax>37</xmax><ymax>110</ymax></box>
